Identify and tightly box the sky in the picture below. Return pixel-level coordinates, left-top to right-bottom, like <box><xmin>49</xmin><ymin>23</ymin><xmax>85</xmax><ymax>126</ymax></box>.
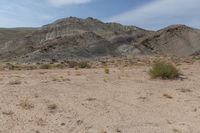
<box><xmin>0</xmin><ymin>0</ymin><xmax>200</xmax><ymax>30</ymax></box>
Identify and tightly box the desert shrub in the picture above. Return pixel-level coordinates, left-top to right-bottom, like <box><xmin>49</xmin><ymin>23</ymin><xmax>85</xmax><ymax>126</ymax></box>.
<box><xmin>67</xmin><ymin>61</ymin><xmax>79</xmax><ymax>68</ymax></box>
<box><xmin>149</xmin><ymin>60</ymin><xmax>180</xmax><ymax>79</ymax></box>
<box><xmin>78</xmin><ymin>61</ymin><xmax>91</xmax><ymax>68</ymax></box>
<box><xmin>39</xmin><ymin>64</ymin><xmax>52</xmax><ymax>69</ymax></box>
<box><xmin>193</xmin><ymin>56</ymin><xmax>200</xmax><ymax>60</ymax></box>
<box><xmin>19</xmin><ymin>97</ymin><xmax>34</xmax><ymax>110</ymax></box>
<box><xmin>47</xmin><ymin>103</ymin><xmax>58</xmax><ymax>113</ymax></box>
<box><xmin>104</xmin><ymin>67</ymin><xmax>110</xmax><ymax>74</ymax></box>
<box><xmin>51</xmin><ymin>64</ymin><xmax>65</xmax><ymax>69</ymax></box>
<box><xmin>23</xmin><ymin>65</ymin><xmax>37</xmax><ymax>70</ymax></box>
<box><xmin>67</xmin><ymin>61</ymin><xmax>90</xmax><ymax>68</ymax></box>
<box><xmin>47</xmin><ymin>104</ymin><xmax>57</xmax><ymax>110</ymax></box>
<box><xmin>9</xmin><ymin>80</ymin><xmax>22</xmax><ymax>85</ymax></box>
<box><xmin>5</xmin><ymin>63</ymin><xmax>21</xmax><ymax>70</ymax></box>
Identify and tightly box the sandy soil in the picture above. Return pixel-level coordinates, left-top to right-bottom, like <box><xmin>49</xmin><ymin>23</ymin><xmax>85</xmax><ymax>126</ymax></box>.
<box><xmin>0</xmin><ymin>62</ymin><xmax>200</xmax><ymax>133</ymax></box>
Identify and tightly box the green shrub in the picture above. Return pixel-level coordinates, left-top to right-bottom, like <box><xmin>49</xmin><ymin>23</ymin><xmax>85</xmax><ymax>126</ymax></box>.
<box><xmin>149</xmin><ymin>60</ymin><xmax>180</xmax><ymax>79</ymax></box>
<box><xmin>78</xmin><ymin>61</ymin><xmax>90</xmax><ymax>68</ymax></box>
<box><xmin>52</xmin><ymin>64</ymin><xmax>65</xmax><ymax>69</ymax></box>
<box><xmin>67</xmin><ymin>61</ymin><xmax>78</xmax><ymax>68</ymax></box>
<box><xmin>67</xmin><ymin>61</ymin><xmax>90</xmax><ymax>68</ymax></box>
<box><xmin>193</xmin><ymin>56</ymin><xmax>200</xmax><ymax>60</ymax></box>
<box><xmin>6</xmin><ymin>63</ymin><xmax>21</xmax><ymax>70</ymax></box>
<box><xmin>39</xmin><ymin>64</ymin><xmax>52</xmax><ymax>69</ymax></box>
<box><xmin>104</xmin><ymin>67</ymin><xmax>110</xmax><ymax>74</ymax></box>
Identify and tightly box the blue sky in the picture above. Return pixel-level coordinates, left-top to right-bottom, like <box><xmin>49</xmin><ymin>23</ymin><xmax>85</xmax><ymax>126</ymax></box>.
<box><xmin>0</xmin><ymin>0</ymin><xmax>200</xmax><ymax>30</ymax></box>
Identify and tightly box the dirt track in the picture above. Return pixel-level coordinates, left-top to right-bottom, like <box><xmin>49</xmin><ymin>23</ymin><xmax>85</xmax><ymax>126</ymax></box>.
<box><xmin>0</xmin><ymin>62</ymin><xmax>200</xmax><ymax>133</ymax></box>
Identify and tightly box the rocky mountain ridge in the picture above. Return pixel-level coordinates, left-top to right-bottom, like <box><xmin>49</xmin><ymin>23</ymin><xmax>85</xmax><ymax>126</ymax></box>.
<box><xmin>0</xmin><ymin>17</ymin><xmax>199</xmax><ymax>63</ymax></box>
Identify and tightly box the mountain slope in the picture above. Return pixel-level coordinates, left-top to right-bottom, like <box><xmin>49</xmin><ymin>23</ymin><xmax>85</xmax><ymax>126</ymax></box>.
<box><xmin>0</xmin><ymin>17</ymin><xmax>149</xmax><ymax>62</ymax></box>
<box><xmin>0</xmin><ymin>28</ymin><xmax>37</xmax><ymax>44</ymax></box>
<box><xmin>137</xmin><ymin>25</ymin><xmax>200</xmax><ymax>56</ymax></box>
<box><xmin>0</xmin><ymin>17</ymin><xmax>200</xmax><ymax>63</ymax></box>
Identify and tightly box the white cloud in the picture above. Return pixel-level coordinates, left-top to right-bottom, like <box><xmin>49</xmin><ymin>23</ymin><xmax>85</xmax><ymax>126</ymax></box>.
<box><xmin>108</xmin><ymin>0</ymin><xmax>200</xmax><ymax>30</ymax></box>
<box><xmin>48</xmin><ymin>0</ymin><xmax>92</xmax><ymax>6</ymax></box>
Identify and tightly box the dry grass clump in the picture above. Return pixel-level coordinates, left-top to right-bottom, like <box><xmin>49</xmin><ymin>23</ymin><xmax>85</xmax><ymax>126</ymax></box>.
<box><xmin>19</xmin><ymin>97</ymin><xmax>34</xmax><ymax>110</ymax></box>
<box><xmin>2</xmin><ymin>111</ymin><xmax>14</xmax><ymax>116</ymax></box>
<box><xmin>0</xmin><ymin>63</ymin><xmax>37</xmax><ymax>70</ymax></box>
<box><xmin>52</xmin><ymin>76</ymin><xmax>70</xmax><ymax>82</ymax></box>
<box><xmin>163</xmin><ymin>93</ymin><xmax>173</xmax><ymax>99</ymax></box>
<box><xmin>0</xmin><ymin>63</ymin><xmax>66</xmax><ymax>70</ymax></box>
<box><xmin>47</xmin><ymin>103</ymin><xmax>58</xmax><ymax>113</ymax></box>
<box><xmin>192</xmin><ymin>56</ymin><xmax>200</xmax><ymax>60</ymax></box>
<box><xmin>0</xmin><ymin>64</ymin><xmax>4</xmax><ymax>71</ymax></box>
<box><xmin>149</xmin><ymin>60</ymin><xmax>180</xmax><ymax>79</ymax></box>
<box><xmin>5</xmin><ymin>63</ymin><xmax>21</xmax><ymax>70</ymax></box>
<box><xmin>39</xmin><ymin>63</ymin><xmax>66</xmax><ymax>69</ymax></box>
<box><xmin>9</xmin><ymin>80</ymin><xmax>22</xmax><ymax>85</ymax></box>
<box><xmin>47</xmin><ymin>104</ymin><xmax>57</xmax><ymax>110</ymax></box>
<box><xmin>104</xmin><ymin>67</ymin><xmax>110</xmax><ymax>74</ymax></box>
<box><xmin>78</xmin><ymin>61</ymin><xmax>91</xmax><ymax>68</ymax></box>
<box><xmin>67</xmin><ymin>61</ymin><xmax>91</xmax><ymax>68</ymax></box>
<box><xmin>4</xmin><ymin>63</ymin><xmax>37</xmax><ymax>70</ymax></box>
<box><xmin>22</xmin><ymin>65</ymin><xmax>37</xmax><ymax>70</ymax></box>
<box><xmin>52</xmin><ymin>64</ymin><xmax>65</xmax><ymax>69</ymax></box>
<box><xmin>39</xmin><ymin>64</ymin><xmax>52</xmax><ymax>69</ymax></box>
<box><xmin>67</xmin><ymin>61</ymin><xmax>79</xmax><ymax>68</ymax></box>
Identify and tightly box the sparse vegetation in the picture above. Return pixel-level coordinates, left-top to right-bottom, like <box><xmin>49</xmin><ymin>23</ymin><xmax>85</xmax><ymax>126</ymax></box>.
<box><xmin>192</xmin><ymin>56</ymin><xmax>200</xmax><ymax>60</ymax></box>
<box><xmin>78</xmin><ymin>61</ymin><xmax>91</xmax><ymax>68</ymax></box>
<box><xmin>0</xmin><ymin>63</ymin><xmax>38</xmax><ymax>71</ymax></box>
<box><xmin>67</xmin><ymin>61</ymin><xmax>79</xmax><ymax>68</ymax></box>
<box><xmin>47</xmin><ymin>103</ymin><xmax>58</xmax><ymax>111</ymax></box>
<box><xmin>149</xmin><ymin>60</ymin><xmax>180</xmax><ymax>79</ymax></box>
<box><xmin>6</xmin><ymin>63</ymin><xmax>21</xmax><ymax>70</ymax></box>
<box><xmin>66</xmin><ymin>61</ymin><xmax>91</xmax><ymax>68</ymax></box>
<box><xmin>163</xmin><ymin>93</ymin><xmax>173</xmax><ymax>99</ymax></box>
<box><xmin>2</xmin><ymin>111</ymin><xmax>14</xmax><ymax>115</ymax></box>
<box><xmin>19</xmin><ymin>97</ymin><xmax>34</xmax><ymax>110</ymax></box>
<box><xmin>52</xmin><ymin>64</ymin><xmax>65</xmax><ymax>69</ymax></box>
<box><xmin>39</xmin><ymin>64</ymin><xmax>52</xmax><ymax>69</ymax></box>
<box><xmin>104</xmin><ymin>67</ymin><xmax>110</xmax><ymax>74</ymax></box>
<box><xmin>9</xmin><ymin>80</ymin><xmax>22</xmax><ymax>85</ymax></box>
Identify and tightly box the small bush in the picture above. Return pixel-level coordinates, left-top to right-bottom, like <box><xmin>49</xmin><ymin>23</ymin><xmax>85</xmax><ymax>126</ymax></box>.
<box><xmin>51</xmin><ymin>64</ymin><xmax>65</xmax><ymax>69</ymax></box>
<box><xmin>47</xmin><ymin>104</ymin><xmax>57</xmax><ymax>110</ymax></box>
<box><xmin>163</xmin><ymin>93</ymin><xmax>173</xmax><ymax>99</ymax></box>
<box><xmin>19</xmin><ymin>97</ymin><xmax>34</xmax><ymax>110</ymax></box>
<box><xmin>104</xmin><ymin>68</ymin><xmax>110</xmax><ymax>74</ymax></box>
<box><xmin>47</xmin><ymin>103</ymin><xmax>58</xmax><ymax>113</ymax></box>
<box><xmin>67</xmin><ymin>61</ymin><xmax>78</xmax><ymax>68</ymax></box>
<box><xmin>9</xmin><ymin>80</ymin><xmax>22</xmax><ymax>85</ymax></box>
<box><xmin>6</xmin><ymin>63</ymin><xmax>21</xmax><ymax>70</ymax></box>
<box><xmin>39</xmin><ymin>64</ymin><xmax>52</xmax><ymax>69</ymax></box>
<box><xmin>22</xmin><ymin>65</ymin><xmax>37</xmax><ymax>70</ymax></box>
<box><xmin>149</xmin><ymin>60</ymin><xmax>180</xmax><ymax>79</ymax></box>
<box><xmin>78</xmin><ymin>61</ymin><xmax>90</xmax><ymax>68</ymax></box>
<box><xmin>193</xmin><ymin>56</ymin><xmax>200</xmax><ymax>60</ymax></box>
<box><xmin>67</xmin><ymin>61</ymin><xmax>90</xmax><ymax>68</ymax></box>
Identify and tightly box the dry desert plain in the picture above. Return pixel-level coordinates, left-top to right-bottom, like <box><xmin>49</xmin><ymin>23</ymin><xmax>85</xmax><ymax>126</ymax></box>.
<box><xmin>0</xmin><ymin>61</ymin><xmax>200</xmax><ymax>133</ymax></box>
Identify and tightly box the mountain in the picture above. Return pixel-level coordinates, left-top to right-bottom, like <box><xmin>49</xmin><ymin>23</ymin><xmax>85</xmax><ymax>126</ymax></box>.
<box><xmin>0</xmin><ymin>17</ymin><xmax>148</xmax><ymax>62</ymax></box>
<box><xmin>137</xmin><ymin>25</ymin><xmax>200</xmax><ymax>56</ymax></box>
<box><xmin>0</xmin><ymin>17</ymin><xmax>200</xmax><ymax>63</ymax></box>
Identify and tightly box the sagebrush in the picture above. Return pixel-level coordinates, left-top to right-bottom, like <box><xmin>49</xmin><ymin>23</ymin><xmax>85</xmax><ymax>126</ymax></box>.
<box><xmin>149</xmin><ymin>60</ymin><xmax>180</xmax><ymax>79</ymax></box>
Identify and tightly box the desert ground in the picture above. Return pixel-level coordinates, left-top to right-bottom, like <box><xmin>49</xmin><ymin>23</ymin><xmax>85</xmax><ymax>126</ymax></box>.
<box><xmin>0</xmin><ymin>61</ymin><xmax>200</xmax><ymax>133</ymax></box>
